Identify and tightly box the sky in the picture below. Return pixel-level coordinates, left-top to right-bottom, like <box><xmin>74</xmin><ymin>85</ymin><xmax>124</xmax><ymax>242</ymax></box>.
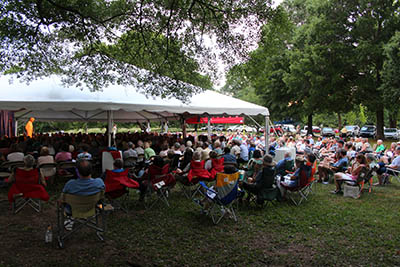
<box><xmin>214</xmin><ymin>0</ymin><xmax>284</xmax><ymax>89</ymax></box>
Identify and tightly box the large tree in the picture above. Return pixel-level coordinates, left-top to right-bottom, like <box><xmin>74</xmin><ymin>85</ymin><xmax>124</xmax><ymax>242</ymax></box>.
<box><xmin>0</xmin><ymin>0</ymin><xmax>273</xmax><ymax>99</ymax></box>
<box><xmin>351</xmin><ymin>0</ymin><xmax>400</xmax><ymax>138</ymax></box>
<box><xmin>381</xmin><ymin>31</ymin><xmax>400</xmax><ymax>128</ymax></box>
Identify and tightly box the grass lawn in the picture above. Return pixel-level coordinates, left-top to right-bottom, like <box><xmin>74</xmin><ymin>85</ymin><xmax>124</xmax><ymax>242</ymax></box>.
<box><xmin>0</xmin><ymin>173</ymin><xmax>400</xmax><ymax>266</ymax></box>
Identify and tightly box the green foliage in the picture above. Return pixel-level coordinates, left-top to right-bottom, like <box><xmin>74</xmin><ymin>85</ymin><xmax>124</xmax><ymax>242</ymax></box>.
<box><xmin>224</xmin><ymin>0</ymin><xmax>400</xmax><ymax>131</ymax></box>
<box><xmin>381</xmin><ymin>31</ymin><xmax>400</xmax><ymax>105</ymax></box>
<box><xmin>0</xmin><ymin>0</ymin><xmax>273</xmax><ymax>99</ymax></box>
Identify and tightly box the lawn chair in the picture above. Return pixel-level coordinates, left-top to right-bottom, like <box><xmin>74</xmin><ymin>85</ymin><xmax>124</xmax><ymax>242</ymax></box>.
<box><xmin>281</xmin><ymin>167</ymin><xmax>311</xmax><ymax>206</ymax></box>
<box><xmin>198</xmin><ymin>172</ymin><xmax>239</xmax><ymax>224</ymax></box>
<box><xmin>104</xmin><ymin>169</ymin><xmax>139</xmax><ymax>212</ymax></box>
<box><xmin>57</xmin><ymin>161</ymin><xmax>76</xmax><ymax>182</ymax></box>
<box><xmin>8</xmin><ymin>168</ymin><xmax>50</xmax><ymax>213</ymax></box>
<box><xmin>38</xmin><ymin>162</ymin><xmax>57</xmax><ymax>184</ymax></box>
<box><xmin>343</xmin><ymin>167</ymin><xmax>371</xmax><ymax>199</ymax></box>
<box><xmin>181</xmin><ymin>160</ymin><xmax>213</xmax><ymax>199</ymax></box>
<box><xmin>57</xmin><ymin>191</ymin><xmax>106</xmax><ymax>248</ymax></box>
<box><xmin>144</xmin><ymin>163</ymin><xmax>176</xmax><ymax>209</ymax></box>
<box><xmin>0</xmin><ymin>161</ymin><xmax>12</xmax><ymax>181</ymax></box>
<box><xmin>384</xmin><ymin>167</ymin><xmax>400</xmax><ymax>184</ymax></box>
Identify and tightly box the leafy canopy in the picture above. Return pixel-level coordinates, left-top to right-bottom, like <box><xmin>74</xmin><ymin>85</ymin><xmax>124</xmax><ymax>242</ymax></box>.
<box><xmin>0</xmin><ymin>0</ymin><xmax>273</xmax><ymax>100</ymax></box>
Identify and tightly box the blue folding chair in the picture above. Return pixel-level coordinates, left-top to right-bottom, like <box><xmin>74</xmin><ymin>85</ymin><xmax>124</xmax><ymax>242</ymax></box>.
<box><xmin>198</xmin><ymin>172</ymin><xmax>239</xmax><ymax>225</ymax></box>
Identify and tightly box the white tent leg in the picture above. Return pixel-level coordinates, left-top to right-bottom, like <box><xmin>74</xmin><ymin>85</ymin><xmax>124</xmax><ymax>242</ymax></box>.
<box><xmin>107</xmin><ymin>111</ymin><xmax>113</xmax><ymax>147</ymax></box>
<box><xmin>14</xmin><ymin>119</ymin><xmax>18</xmax><ymax>137</ymax></box>
<box><xmin>265</xmin><ymin>116</ymin><xmax>270</xmax><ymax>154</ymax></box>
<box><xmin>207</xmin><ymin>115</ymin><xmax>211</xmax><ymax>142</ymax></box>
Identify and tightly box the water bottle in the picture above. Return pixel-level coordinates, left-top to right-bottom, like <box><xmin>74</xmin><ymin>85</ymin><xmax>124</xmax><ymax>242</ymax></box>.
<box><xmin>45</xmin><ymin>225</ymin><xmax>53</xmax><ymax>243</ymax></box>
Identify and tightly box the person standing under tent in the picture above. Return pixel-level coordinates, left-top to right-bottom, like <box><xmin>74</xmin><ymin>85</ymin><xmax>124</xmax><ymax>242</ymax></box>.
<box><xmin>25</xmin><ymin>117</ymin><xmax>35</xmax><ymax>138</ymax></box>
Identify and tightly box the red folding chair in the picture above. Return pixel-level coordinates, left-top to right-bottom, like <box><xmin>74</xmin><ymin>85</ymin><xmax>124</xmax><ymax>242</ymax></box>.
<box><xmin>145</xmin><ymin>163</ymin><xmax>176</xmax><ymax>209</ymax></box>
<box><xmin>8</xmin><ymin>168</ymin><xmax>49</xmax><ymax>213</ymax></box>
<box><xmin>105</xmin><ymin>169</ymin><xmax>139</xmax><ymax>212</ymax></box>
<box><xmin>281</xmin><ymin>167</ymin><xmax>310</xmax><ymax>206</ymax></box>
<box><xmin>183</xmin><ymin>160</ymin><xmax>213</xmax><ymax>199</ymax></box>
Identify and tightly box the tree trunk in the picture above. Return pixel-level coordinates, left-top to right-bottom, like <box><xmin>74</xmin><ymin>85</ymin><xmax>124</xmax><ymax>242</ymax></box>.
<box><xmin>337</xmin><ymin>113</ymin><xmax>342</xmax><ymax>130</ymax></box>
<box><xmin>389</xmin><ymin>110</ymin><xmax>398</xmax><ymax>128</ymax></box>
<box><xmin>307</xmin><ymin>114</ymin><xmax>313</xmax><ymax>136</ymax></box>
<box><xmin>376</xmin><ymin>105</ymin><xmax>384</xmax><ymax>140</ymax></box>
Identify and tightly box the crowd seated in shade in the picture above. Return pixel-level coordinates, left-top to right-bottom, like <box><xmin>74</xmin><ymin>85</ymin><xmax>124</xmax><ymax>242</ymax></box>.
<box><xmin>0</xmin><ymin>126</ymin><xmax>399</xmax><ymax>209</ymax></box>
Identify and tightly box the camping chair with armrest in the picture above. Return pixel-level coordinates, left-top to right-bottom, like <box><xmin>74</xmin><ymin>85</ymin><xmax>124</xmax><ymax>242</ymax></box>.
<box><xmin>39</xmin><ymin>162</ymin><xmax>57</xmax><ymax>185</ymax></box>
<box><xmin>104</xmin><ymin>169</ymin><xmax>139</xmax><ymax>212</ymax></box>
<box><xmin>343</xmin><ymin>167</ymin><xmax>371</xmax><ymax>199</ymax></box>
<box><xmin>144</xmin><ymin>163</ymin><xmax>176</xmax><ymax>210</ymax></box>
<box><xmin>57</xmin><ymin>190</ymin><xmax>106</xmax><ymax>248</ymax></box>
<box><xmin>327</xmin><ymin>160</ymin><xmax>348</xmax><ymax>184</ymax></box>
<box><xmin>384</xmin><ymin>166</ymin><xmax>400</xmax><ymax>184</ymax></box>
<box><xmin>8</xmin><ymin>168</ymin><xmax>49</xmax><ymax>213</ymax></box>
<box><xmin>198</xmin><ymin>172</ymin><xmax>239</xmax><ymax>225</ymax></box>
<box><xmin>180</xmin><ymin>160</ymin><xmax>213</xmax><ymax>199</ymax></box>
<box><xmin>0</xmin><ymin>161</ymin><xmax>12</xmax><ymax>181</ymax></box>
<box><xmin>306</xmin><ymin>160</ymin><xmax>318</xmax><ymax>195</ymax></box>
<box><xmin>281</xmin><ymin>167</ymin><xmax>311</xmax><ymax>206</ymax></box>
<box><xmin>57</xmin><ymin>161</ymin><xmax>76</xmax><ymax>182</ymax></box>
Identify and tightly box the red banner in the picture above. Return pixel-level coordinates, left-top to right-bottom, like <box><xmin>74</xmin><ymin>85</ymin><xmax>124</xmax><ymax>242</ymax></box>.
<box><xmin>185</xmin><ymin>116</ymin><xmax>244</xmax><ymax>124</ymax></box>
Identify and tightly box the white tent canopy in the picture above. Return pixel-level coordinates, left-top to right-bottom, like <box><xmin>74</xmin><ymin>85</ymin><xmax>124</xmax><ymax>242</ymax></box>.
<box><xmin>0</xmin><ymin>75</ymin><xmax>270</xmax><ymax>147</ymax></box>
<box><xmin>0</xmin><ymin>76</ymin><xmax>269</xmax><ymax>122</ymax></box>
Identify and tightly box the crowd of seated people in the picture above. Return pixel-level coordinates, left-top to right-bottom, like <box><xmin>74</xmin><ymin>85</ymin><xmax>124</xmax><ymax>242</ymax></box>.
<box><xmin>1</xmin><ymin>128</ymin><xmax>400</xmax><ymax>209</ymax></box>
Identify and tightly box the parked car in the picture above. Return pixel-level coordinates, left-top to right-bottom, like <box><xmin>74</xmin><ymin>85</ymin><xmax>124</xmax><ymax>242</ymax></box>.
<box><xmin>213</xmin><ymin>125</ymin><xmax>225</xmax><ymax>131</ymax></box>
<box><xmin>259</xmin><ymin>126</ymin><xmax>283</xmax><ymax>135</ymax></box>
<box><xmin>300</xmin><ymin>126</ymin><xmax>321</xmax><ymax>136</ymax></box>
<box><xmin>280</xmin><ymin>124</ymin><xmax>297</xmax><ymax>134</ymax></box>
<box><xmin>228</xmin><ymin>125</ymin><xmax>257</xmax><ymax>132</ymax></box>
<box><xmin>344</xmin><ymin>125</ymin><xmax>360</xmax><ymax>136</ymax></box>
<box><xmin>227</xmin><ymin>125</ymin><xmax>239</xmax><ymax>132</ymax></box>
<box><xmin>360</xmin><ymin>125</ymin><xmax>376</xmax><ymax>139</ymax></box>
<box><xmin>384</xmin><ymin>128</ymin><xmax>399</xmax><ymax>139</ymax></box>
<box><xmin>321</xmin><ymin>127</ymin><xmax>335</xmax><ymax>137</ymax></box>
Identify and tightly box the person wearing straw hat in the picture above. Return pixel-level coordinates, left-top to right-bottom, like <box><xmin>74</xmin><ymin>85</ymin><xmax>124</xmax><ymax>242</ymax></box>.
<box><xmin>242</xmin><ymin>154</ymin><xmax>276</xmax><ymax>200</ymax></box>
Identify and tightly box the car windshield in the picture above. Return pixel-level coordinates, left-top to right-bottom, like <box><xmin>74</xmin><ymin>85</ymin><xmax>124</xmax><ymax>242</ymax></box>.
<box><xmin>345</xmin><ymin>126</ymin><xmax>354</xmax><ymax>130</ymax></box>
<box><xmin>323</xmin><ymin>127</ymin><xmax>332</xmax><ymax>131</ymax></box>
<box><xmin>385</xmin><ymin>129</ymin><xmax>397</xmax><ymax>133</ymax></box>
<box><xmin>361</xmin><ymin>126</ymin><xmax>374</xmax><ymax>131</ymax></box>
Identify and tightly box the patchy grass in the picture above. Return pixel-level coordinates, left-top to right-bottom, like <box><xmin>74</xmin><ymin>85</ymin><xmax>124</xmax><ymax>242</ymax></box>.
<box><xmin>0</xmin><ymin>175</ymin><xmax>400</xmax><ymax>266</ymax></box>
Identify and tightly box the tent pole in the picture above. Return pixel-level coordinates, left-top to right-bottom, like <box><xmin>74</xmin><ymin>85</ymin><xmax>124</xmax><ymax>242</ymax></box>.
<box><xmin>107</xmin><ymin>110</ymin><xmax>113</xmax><ymax>147</ymax></box>
<box><xmin>181</xmin><ymin>116</ymin><xmax>187</xmax><ymax>139</ymax></box>
<box><xmin>207</xmin><ymin>115</ymin><xmax>211</xmax><ymax>142</ymax></box>
<box><xmin>14</xmin><ymin>119</ymin><xmax>18</xmax><ymax>137</ymax></box>
<box><xmin>265</xmin><ymin>115</ymin><xmax>270</xmax><ymax>154</ymax></box>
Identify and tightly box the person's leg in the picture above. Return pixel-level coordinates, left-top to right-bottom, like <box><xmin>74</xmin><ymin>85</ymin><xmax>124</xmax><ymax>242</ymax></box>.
<box><xmin>242</xmin><ymin>182</ymin><xmax>258</xmax><ymax>201</ymax></box>
<box><xmin>334</xmin><ymin>173</ymin><xmax>340</xmax><ymax>191</ymax></box>
<box><xmin>318</xmin><ymin>166</ymin><xmax>325</xmax><ymax>182</ymax></box>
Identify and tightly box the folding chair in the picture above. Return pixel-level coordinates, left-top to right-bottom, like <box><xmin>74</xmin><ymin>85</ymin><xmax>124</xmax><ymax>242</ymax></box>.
<box><xmin>181</xmin><ymin>161</ymin><xmax>213</xmax><ymax>199</ymax></box>
<box><xmin>8</xmin><ymin>168</ymin><xmax>50</xmax><ymax>213</ymax></box>
<box><xmin>124</xmin><ymin>156</ymin><xmax>137</xmax><ymax>168</ymax></box>
<box><xmin>385</xmin><ymin>167</ymin><xmax>400</xmax><ymax>184</ymax></box>
<box><xmin>144</xmin><ymin>164</ymin><xmax>176</xmax><ymax>209</ymax></box>
<box><xmin>306</xmin><ymin>160</ymin><xmax>318</xmax><ymax>195</ymax></box>
<box><xmin>281</xmin><ymin>168</ymin><xmax>310</xmax><ymax>206</ymax></box>
<box><xmin>57</xmin><ymin>161</ymin><xmax>76</xmax><ymax>182</ymax></box>
<box><xmin>0</xmin><ymin>162</ymin><xmax>11</xmax><ymax>181</ymax></box>
<box><xmin>104</xmin><ymin>169</ymin><xmax>139</xmax><ymax>212</ymax></box>
<box><xmin>57</xmin><ymin>191</ymin><xmax>106</xmax><ymax>248</ymax></box>
<box><xmin>198</xmin><ymin>172</ymin><xmax>239</xmax><ymax>225</ymax></box>
<box><xmin>343</xmin><ymin>167</ymin><xmax>371</xmax><ymax>199</ymax></box>
<box><xmin>39</xmin><ymin>162</ymin><xmax>57</xmax><ymax>184</ymax></box>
